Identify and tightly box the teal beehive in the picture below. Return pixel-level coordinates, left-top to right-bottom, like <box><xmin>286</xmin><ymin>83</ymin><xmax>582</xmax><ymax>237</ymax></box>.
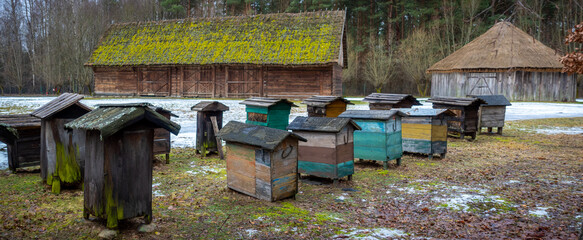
<box><xmin>240</xmin><ymin>97</ymin><xmax>298</xmax><ymax>130</ymax></box>
<box><xmin>338</xmin><ymin>110</ymin><xmax>406</xmax><ymax>169</ymax></box>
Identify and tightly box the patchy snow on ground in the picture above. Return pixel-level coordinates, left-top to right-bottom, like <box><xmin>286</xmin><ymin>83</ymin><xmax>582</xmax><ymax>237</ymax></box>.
<box><xmin>531</xmin><ymin>127</ymin><xmax>583</xmax><ymax>135</ymax></box>
<box><xmin>244</xmin><ymin>229</ymin><xmax>259</xmax><ymax>237</ymax></box>
<box><xmin>186</xmin><ymin>165</ymin><xmax>224</xmax><ymax>175</ymax></box>
<box><xmin>529</xmin><ymin>207</ymin><xmax>551</xmax><ymax>218</ymax></box>
<box><xmin>333</xmin><ymin>227</ymin><xmax>407</xmax><ymax>239</ymax></box>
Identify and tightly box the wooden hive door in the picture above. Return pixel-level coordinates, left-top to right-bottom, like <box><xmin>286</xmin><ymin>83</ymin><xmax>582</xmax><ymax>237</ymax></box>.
<box><xmin>226</xmin><ymin>143</ymin><xmax>256</xmax><ymax>197</ymax></box>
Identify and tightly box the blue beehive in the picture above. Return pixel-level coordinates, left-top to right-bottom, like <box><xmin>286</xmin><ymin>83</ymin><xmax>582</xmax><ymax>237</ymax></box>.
<box><xmin>338</xmin><ymin>110</ymin><xmax>406</xmax><ymax>169</ymax></box>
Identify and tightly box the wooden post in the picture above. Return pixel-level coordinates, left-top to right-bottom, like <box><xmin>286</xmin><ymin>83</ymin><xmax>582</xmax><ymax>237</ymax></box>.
<box><xmin>212</xmin><ymin>66</ymin><xmax>216</xmax><ymax>98</ymax></box>
<box><xmin>210</xmin><ymin>116</ymin><xmax>224</xmax><ymax>160</ymax></box>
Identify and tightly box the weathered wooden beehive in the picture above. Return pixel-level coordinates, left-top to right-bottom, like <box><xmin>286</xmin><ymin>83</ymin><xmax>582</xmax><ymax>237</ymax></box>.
<box><xmin>301</xmin><ymin>96</ymin><xmax>353</xmax><ymax>117</ymax></box>
<box><xmin>240</xmin><ymin>97</ymin><xmax>298</xmax><ymax>130</ymax></box>
<box><xmin>467</xmin><ymin>95</ymin><xmax>511</xmax><ymax>134</ymax></box>
<box><xmin>31</xmin><ymin>93</ymin><xmax>92</xmax><ymax>194</ymax></box>
<box><xmin>287</xmin><ymin>117</ymin><xmax>360</xmax><ymax>184</ymax></box>
<box><xmin>427</xmin><ymin>96</ymin><xmax>486</xmax><ymax>140</ymax></box>
<box><xmin>338</xmin><ymin>110</ymin><xmax>406</xmax><ymax>169</ymax></box>
<box><xmin>191</xmin><ymin>101</ymin><xmax>229</xmax><ymax>155</ymax></box>
<box><xmin>152</xmin><ymin>106</ymin><xmax>178</xmax><ymax>163</ymax></box>
<box><xmin>217</xmin><ymin>121</ymin><xmax>306</xmax><ymax>201</ymax></box>
<box><xmin>65</xmin><ymin>103</ymin><xmax>180</xmax><ymax>229</ymax></box>
<box><xmin>363</xmin><ymin>93</ymin><xmax>421</xmax><ymax>110</ymax></box>
<box><xmin>0</xmin><ymin>115</ymin><xmax>41</xmax><ymax>172</ymax></box>
<box><xmin>395</xmin><ymin>108</ymin><xmax>455</xmax><ymax>159</ymax></box>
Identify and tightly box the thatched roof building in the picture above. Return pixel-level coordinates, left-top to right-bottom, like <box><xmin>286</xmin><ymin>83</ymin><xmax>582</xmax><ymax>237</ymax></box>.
<box><xmin>428</xmin><ymin>22</ymin><xmax>576</xmax><ymax>102</ymax></box>
<box><xmin>87</xmin><ymin>11</ymin><xmax>347</xmax><ymax>98</ymax></box>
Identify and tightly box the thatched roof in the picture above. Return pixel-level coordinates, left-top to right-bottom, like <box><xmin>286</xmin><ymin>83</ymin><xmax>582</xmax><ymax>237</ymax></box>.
<box><xmin>87</xmin><ymin>11</ymin><xmax>346</xmax><ymax>67</ymax></box>
<box><xmin>427</xmin><ymin>22</ymin><xmax>563</xmax><ymax>73</ymax></box>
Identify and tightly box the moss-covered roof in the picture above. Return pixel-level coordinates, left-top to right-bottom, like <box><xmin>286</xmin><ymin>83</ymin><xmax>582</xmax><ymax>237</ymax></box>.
<box><xmin>87</xmin><ymin>11</ymin><xmax>346</xmax><ymax>67</ymax></box>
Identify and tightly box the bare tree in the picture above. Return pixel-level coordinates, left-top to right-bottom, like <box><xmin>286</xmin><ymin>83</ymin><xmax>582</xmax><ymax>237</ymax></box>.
<box><xmin>398</xmin><ymin>28</ymin><xmax>442</xmax><ymax>97</ymax></box>
<box><xmin>364</xmin><ymin>39</ymin><xmax>395</xmax><ymax>93</ymax></box>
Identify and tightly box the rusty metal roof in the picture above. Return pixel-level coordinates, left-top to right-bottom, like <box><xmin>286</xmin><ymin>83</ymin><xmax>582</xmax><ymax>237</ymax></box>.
<box><xmin>338</xmin><ymin>110</ymin><xmax>406</xmax><ymax>120</ymax></box>
<box><xmin>65</xmin><ymin>103</ymin><xmax>180</xmax><ymax>138</ymax></box>
<box><xmin>393</xmin><ymin>108</ymin><xmax>456</xmax><ymax>117</ymax></box>
<box><xmin>363</xmin><ymin>93</ymin><xmax>421</xmax><ymax>105</ymax></box>
<box><xmin>217</xmin><ymin>121</ymin><xmax>306</xmax><ymax>150</ymax></box>
<box><xmin>30</xmin><ymin>93</ymin><xmax>92</xmax><ymax>119</ymax></box>
<box><xmin>239</xmin><ymin>97</ymin><xmax>298</xmax><ymax>108</ymax></box>
<box><xmin>287</xmin><ymin>116</ymin><xmax>360</xmax><ymax>132</ymax></box>
<box><xmin>427</xmin><ymin>96</ymin><xmax>486</xmax><ymax>107</ymax></box>
<box><xmin>467</xmin><ymin>95</ymin><xmax>512</xmax><ymax>106</ymax></box>
<box><xmin>191</xmin><ymin>101</ymin><xmax>230</xmax><ymax>112</ymax></box>
<box><xmin>301</xmin><ymin>96</ymin><xmax>353</xmax><ymax>107</ymax></box>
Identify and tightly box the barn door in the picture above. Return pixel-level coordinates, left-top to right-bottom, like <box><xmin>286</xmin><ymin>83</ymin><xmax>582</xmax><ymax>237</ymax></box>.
<box><xmin>182</xmin><ymin>67</ymin><xmax>214</xmax><ymax>97</ymax></box>
<box><xmin>140</xmin><ymin>70</ymin><xmax>170</xmax><ymax>96</ymax></box>
<box><xmin>226</xmin><ymin>67</ymin><xmax>261</xmax><ymax>98</ymax></box>
<box><xmin>468</xmin><ymin>74</ymin><xmax>496</xmax><ymax>95</ymax></box>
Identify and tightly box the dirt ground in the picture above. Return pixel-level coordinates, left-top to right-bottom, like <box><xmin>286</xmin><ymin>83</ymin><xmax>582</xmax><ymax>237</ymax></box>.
<box><xmin>0</xmin><ymin>117</ymin><xmax>581</xmax><ymax>239</ymax></box>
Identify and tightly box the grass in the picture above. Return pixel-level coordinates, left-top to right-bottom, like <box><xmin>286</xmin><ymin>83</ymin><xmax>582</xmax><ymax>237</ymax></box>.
<box><xmin>0</xmin><ymin>117</ymin><xmax>582</xmax><ymax>239</ymax></box>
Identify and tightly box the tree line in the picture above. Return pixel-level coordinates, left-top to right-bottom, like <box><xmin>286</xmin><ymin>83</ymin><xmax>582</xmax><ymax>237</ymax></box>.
<box><xmin>0</xmin><ymin>0</ymin><xmax>581</xmax><ymax>96</ymax></box>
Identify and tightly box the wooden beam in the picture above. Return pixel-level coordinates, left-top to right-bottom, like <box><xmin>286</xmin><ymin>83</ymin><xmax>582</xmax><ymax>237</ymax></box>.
<box><xmin>210</xmin><ymin>116</ymin><xmax>224</xmax><ymax>160</ymax></box>
<box><xmin>212</xmin><ymin>66</ymin><xmax>216</xmax><ymax>98</ymax></box>
<box><xmin>225</xmin><ymin>66</ymin><xmax>229</xmax><ymax>98</ymax></box>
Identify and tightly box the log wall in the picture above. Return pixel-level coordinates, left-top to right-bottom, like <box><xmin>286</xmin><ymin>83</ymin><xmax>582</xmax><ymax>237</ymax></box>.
<box><xmin>93</xmin><ymin>64</ymin><xmax>342</xmax><ymax>99</ymax></box>
<box><xmin>431</xmin><ymin>71</ymin><xmax>577</xmax><ymax>102</ymax></box>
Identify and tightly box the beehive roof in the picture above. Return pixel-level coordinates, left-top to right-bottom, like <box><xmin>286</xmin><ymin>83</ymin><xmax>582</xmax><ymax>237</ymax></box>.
<box><xmin>240</xmin><ymin>97</ymin><xmax>298</xmax><ymax>108</ymax></box>
<box><xmin>217</xmin><ymin>121</ymin><xmax>306</xmax><ymax>150</ymax></box>
<box><xmin>301</xmin><ymin>95</ymin><xmax>353</xmax><ymax>107</ymax></box>
<box><xmin>87</xmin><ymin>11</ymin><xmax>346</xmax><ymax>67</ymax></box>
<box><xmin>338</xmin><ymin>110</ymin><xmax>406</xmax><ymax>120</ymax></box>
<box><xmin>394</xmin><ymin>108</ymin><xmax>456</xmax><ymax>117</ymax></box>
<box><xmin>427</xmin><ymin>96</ymin><xmax>486</xmax><ymax>106</ymax></box>
<box><xmin>427</xmin><ymin>22</ymin><xmax>563</xmax><ymax>73</ymax></box>
<box><xmin>0</xmin><ymin>114</ymin><xmax>41</xmax><ymax>128</ymax></box>
<box><xmin>31</xmin><ymin>93</ymin><xmax>92</xmax><ymax>119</ymax></box>
<box><xmin>467</xmin><ymin>95</ymin><xmax>511</xmax><ymax>106</ymax></box>
<box><xmin>287</xmin><ymin>116</ymin><xmax>361</xmax><ymax>132</ymax></box>
<box><xmin>191</xmin><ymin>101</ymin><xmax>230</xmax><ymax>112</ymax></box>
<box><xmin>65</xmin><ymin>103</ymin><xmax>181</xmax><ymax>138</ymax></box>
<box><xmin>363</xmin><ymin>93</ymin><xmax>421</xmax><ymax>105</ymax></box>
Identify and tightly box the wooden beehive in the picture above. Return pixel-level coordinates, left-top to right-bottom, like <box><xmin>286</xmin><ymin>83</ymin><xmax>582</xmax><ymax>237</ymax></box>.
<box><xmin>301</xmin><ymin>96</ymin><xmax>353</xmax><ymax>117</ymax></box>
<box><xmin>396</xmin><ymin>108</ymin><xmax>455</xmax><ymax>159</ymax></box>
<box><xmin>65</xmin><ymin>103</ymin><xmax>181</xmax><ymax>229</ymax></box>
<box><xmin>363</xmin><ymin>93</ymin><xmax>421</xmax><ymax>110</ymax></box>
<box><xmin>287</xmin><ymin>117</ymin><xmax>360</xmax><ymax>184</ymax></box>
<box><xmin>152</xmin><ymin>106</ymin><xmax>178</xmax><ymax>163</ymax></box>
<box><xmin>31</xmin><ymin>93</ymin><xmax>92</xmax><ymax>194</ymax></box>
<box><xmin>427</xmin><ymin>96</ymin><xmax>486</xmax><ymax>140</ymax></box>
<box><xmin>191</xmin><ymin>101</ymin><xmax>229</xmax><ymax>155</ymax></box>
<box><xmin>338</xmin><ymin>110</ymin><xmax>406</xmax><ymax>169</ymax></box>
<box><xmin>217</xmin><ymin>121</ymin><xmax>306</xmax><ymax>201</ymax></box>
<box><xmin>0</xmin><ymin>115</ymin><xmax>41</xmax><ymax>172</ymax></box>
<box><xmin>240</xmin><ymin>97</ymin><xmax>298</xmax><ymax>130</ymax></box>
<box><xmin>467</xmin><ymin>95</ymin><xmax>511</xmax><ymax>134</ymax></box>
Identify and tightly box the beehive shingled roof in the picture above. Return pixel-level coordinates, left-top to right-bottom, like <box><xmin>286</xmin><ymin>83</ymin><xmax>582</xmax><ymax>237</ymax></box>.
<box><xmin>301</xmin><ymin>96</ymin><xmax>353</xmax><ymax>107</ymax></box>
<box><xmin>287</xmin><ymin>116</ymin><xmax>361</xmax><ymax>132</ymax></box>
<box><xmin>217</xmin><ymin>121</ymin><xmax>306</xmax><ymax>150</ymax></box>
<box><xmin>87</xmin><ymin>11</ymin><xmax>346</xmax><ymax>67</ymax></box>
<box><xmin>31</xmin><ymin>93</ymin><xmax>92</xmax><ymax>119</ymax></box>
<box><xmin>427</xmin><ymin>22</ymin><xmax>563</xmax><ymax>73</ymax></box>
<box><xmin>363</xmin><ymin>93</ymin><xmax>421</xmax><ymax>105</ymax></box>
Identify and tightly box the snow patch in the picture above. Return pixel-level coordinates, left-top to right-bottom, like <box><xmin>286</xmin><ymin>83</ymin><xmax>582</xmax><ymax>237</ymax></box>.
<box><xmin>244</xmin><ymin>229</ymin><xmax>259</xmax><ymax>237</ymax></box>
<box><xmin>186</xmin><ymin>166</ymin><xmax>223</xmax><ymax>175</ymax></box>
<box><xmin>333</xmin><ymin>228</ymin><xmax>407</xmax><ymax>239</ymax></box>
<box><xmin>153</xmin><ymin>190</ymin><xmax>165</xmax><ymax>197</ymax></box>
<box><xmin>529</xmin><ymin>207</ymin><xmax>550</xmax><ymax>217</ymax></box>
<box><xmin>533</xmin><ymin>127</ymin><xmax>583</xmax><ymax>135</ymax></box>
<box><xmin>505</xmin><ymin>180</ymin><xmax>521</xmax><ymax>184</ymax></box>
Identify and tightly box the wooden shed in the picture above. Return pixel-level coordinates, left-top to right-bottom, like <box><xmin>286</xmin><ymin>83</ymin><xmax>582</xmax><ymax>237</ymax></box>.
<box><xmin>363</xmin><ymin>93</ymin><xmax>421</xmax><ymax>110</ymax></box>
<box><xmin>0</xmin><ymin>115</ymin><xmax>41</xmax><ymax>172</ymax></box>
<box><xmin>240</xmin><ymin>97</ymin><xmax>298</xmax><ymax>130</ymax></box>
<box><xmin>287</xmin><ymin>117</ymin><xmax>360</xmax><ymax>184</ymax></box>
<box><xmin>428</xmin><ymin>22</ymin><xmax>577</xmax><ymax>102</ymax></box>
<box><xmin>86</xmin><ymin>11</ymin><xmax>347</xmax><ymax>99</ymax></box>
<box><xmin>64</xmin><ymin>103</ymin><xmax>180</xmax><ymax>229</ymax></box>
<box><xmin>467</xmin><ymin>95</ymin><xmax>512</xmax><ymax>134</ymax></box>
<box><xmin>395</xmin><ymin>108</ymin><xmax>455</xmax><ymax>159</ymax></box>
<box><xmin>151</xmin><ymin>106</ymin><xmax>178</xmax><ymax>163</ymax></box>
<box><xmin>31</xmin><ymin>93</ymin><xmax>92</xmax><ymax>194</ymax></box>
<box><xmin>191</xmin><ymin>101</ymin><xmax>229</xmax><ymax>155</ymax></box>
<box><xmin>301</xmin><ymin>96</ymin><xmax>353</xmax><ymax>117</ymax></box>
<box><xmin>427</xmin><ymin>96</ymin><xmax>486</xmax><ymax>140</ymax></box>
<box><xmin>217</xmin><ymin>121</ymin><xmax>306</xmax><ymax>201</ymax></box>
<box><xmin>338</xmin><ymin>110</ymin><xmax>406</xmax><ymax>169</ymax></box>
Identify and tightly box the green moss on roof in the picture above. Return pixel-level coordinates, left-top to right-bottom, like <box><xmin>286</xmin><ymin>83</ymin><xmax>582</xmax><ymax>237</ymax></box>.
<box><xmin>87</xmin><ymin>11</ymin><xmax>345</xmax><ymax>66</ymax></box>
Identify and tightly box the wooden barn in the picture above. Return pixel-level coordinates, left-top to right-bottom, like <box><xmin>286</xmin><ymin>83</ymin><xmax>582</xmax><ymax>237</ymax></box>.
<box><xmin>240</xmin><ymin>97</ymin><xmax>297</xmax><ymax>130</ymax></box>
<box><xmin>191</xmin><ymin>101</ymin><xmax>229</xmax><ymax>155</ymax></box>
<box><xmin>151</xmin><ymin>106</ymin><xmax>177</xmax><ymax>163</ymax></box>
<box><xmin>86</xmin><ymin>11</ymin><xmax>347</xmax><ymax>99</ymax></box>
<box><xmin>427</xmin><ymin>96</ymin><xmax>486</xmax><ymax>140</ymax></box>
<box><xmin>31</xmin><ymin>93</ymin><xmax>92</xmax><ymax>194</ymax></box>
<box><xmin>287</xmin><ymin>116</ymin><xmax>360</xmax><ymax>184</ymax></box>
<box><xmin>217</xmin><ymin>121</ymin><xmax>306</xmax><ymax>201</ymax></box>
<box><xmin>338</xmin><ymin>110</ymin><xmax>406</xmax><ymax>169</ymax></box>
<box><xmin>302</xmin><ymin>96</ymin><xmax>353</xmax><ymax>117</ymax></box>
<box><xmin>428</xmin><ymin>22</ymin><xmax>577</xmax><ymax>102</ymax></box>
<box><xmin>363</xmin><ymin>93</ymin><xmax>421</xmax><ymax>110</ymax></box>
<box><xmin>64</xmin><ymin>103</ymin><xmax>180</xmax><ymax>229</ymax></box>
<box><xmin>396</xmin><ymin>108</ymin><xmax>455</xmax><ymax>159</ymax></box>
<box><xmin>467</xmin><ymin>95</ymin><xmax>512</xmax><ymax>134</ymax></box>
<box><xmin>0</xmin><ymin>115</ymin><xmax>41</xmax><ymax>172</ymax></box>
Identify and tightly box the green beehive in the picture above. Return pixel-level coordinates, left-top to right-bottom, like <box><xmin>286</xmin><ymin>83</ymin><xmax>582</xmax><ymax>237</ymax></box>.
<box><xmin>240</xmin><ymin>97</ymin><xmax>298</xmax><ymax>130</ymax></box>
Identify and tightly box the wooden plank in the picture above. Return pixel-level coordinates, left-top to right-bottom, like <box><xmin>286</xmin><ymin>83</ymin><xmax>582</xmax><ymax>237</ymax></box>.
<box><xmin>296</xmin><ymin>131</ymin><xmax>337</xmax><ymax>148</ymax></box>
<box><xmin>255</xmin><ymin>163</ymin><xmax>271</xmax><ymax>183</ymax></box>
<box><xmin>298</xmin><ymin>145</ymin><xmax>336</xmax><ymax>165</ymax></box>
<box><xmin>401</xmin><ymin>123</ymin><xmax>432</xmax><ymax>140</ymax></box>
<box><xmin>271</xmin><ymin>172</ymin><xmax>297</xmax><ymax>201</ymax></box>
<box><xmin>336</xmin><ymin>142</ymin><xmax>354</xmax><ymax>164</ymax></box>
<box><xmin>210</xmin><ymin>116</ymin><xmax>224</xmax><ymax>159</ymax></box>
<box><xmin>431</xmin><ymin>125</ymin><xmax>448</xmax><ymax>141</ymax></box>
<box><xmin>228</xmin><ymin>171</ymin><xmax>256</xmax><ymax>197</ymax></box>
